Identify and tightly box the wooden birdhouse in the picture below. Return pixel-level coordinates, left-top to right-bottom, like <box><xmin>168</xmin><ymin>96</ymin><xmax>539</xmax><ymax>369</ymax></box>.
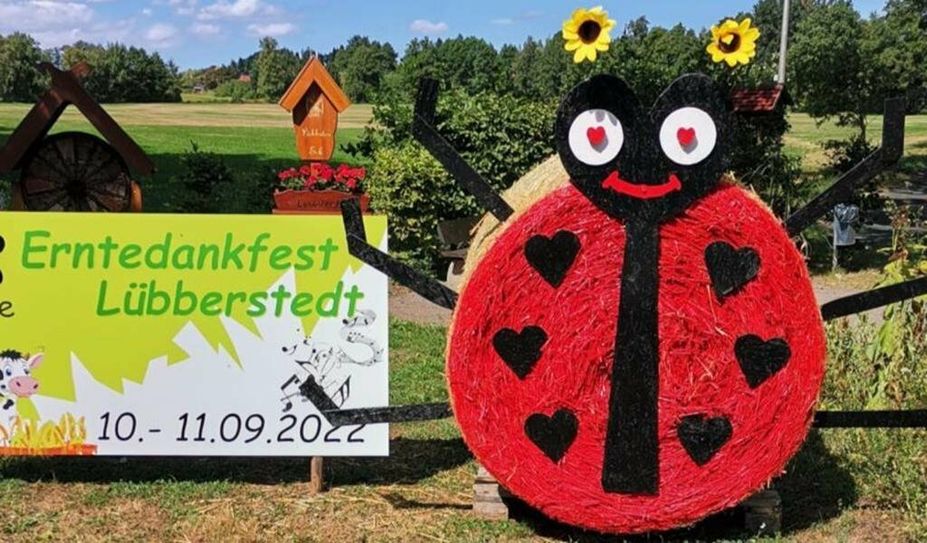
<box><xmin>0</xmin><ymin>62</ymin><xmax>154</xmax><ymax>212</ymax></box>
<box><xmin>278</xmin><ymin>57</ymin><xmax>351</xmax><ymax>163</ymax></box>
<box><xmin>731</xmin><ymin>84</ymin><xmax>792</xmax><ymax>116</ymax></box>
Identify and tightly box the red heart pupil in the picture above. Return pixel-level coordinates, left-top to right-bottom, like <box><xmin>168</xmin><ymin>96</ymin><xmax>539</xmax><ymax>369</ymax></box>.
<box><xmin>677</xmin><ymin>127</ymin><xmax>696</xmax><ymax>147</ymax></box>
<box><xmin>587</xmin><ymin>127</ymin><xmax>607</xmax><ymax>147</ymax></box>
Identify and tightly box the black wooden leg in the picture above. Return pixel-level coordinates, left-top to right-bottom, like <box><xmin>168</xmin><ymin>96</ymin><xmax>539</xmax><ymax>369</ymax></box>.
<box><xmin>340</xmin><ymin>199</ymin><xmax>458</xmax><ymax>310</ymax></box>
<box><xmin>821</xmin><ymin>277</ymin><xmax>927</xmax><ymax>321</ymax></box>
<box><xmin>786</xmin><ymin>97</ymin><xmax>906</xmax><ymax>236</ymax></box>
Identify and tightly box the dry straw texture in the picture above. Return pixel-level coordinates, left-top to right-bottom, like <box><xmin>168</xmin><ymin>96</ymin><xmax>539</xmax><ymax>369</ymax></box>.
<box><xmin>447</xmin><ymin>182</ymin><xmax>825</xmax><ymax>533</ymax></box>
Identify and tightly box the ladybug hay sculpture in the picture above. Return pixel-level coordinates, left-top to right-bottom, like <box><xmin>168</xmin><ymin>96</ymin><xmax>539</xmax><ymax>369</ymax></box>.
<box><xmin>327</xmin><ymin>74</ymin><xmax>925</xmax><ymax>534</ymax></box>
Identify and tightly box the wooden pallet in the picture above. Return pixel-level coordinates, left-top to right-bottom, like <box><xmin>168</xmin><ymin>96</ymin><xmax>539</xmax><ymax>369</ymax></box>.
<box><xmin>471</xmin><ymin>464</ymin><xmax>782</xmax><ymax>535</ymax></box>
<box><xmin>472</xmin><ymin>465</ymin><xmax>510</xmax><ymax>520</ymax></box>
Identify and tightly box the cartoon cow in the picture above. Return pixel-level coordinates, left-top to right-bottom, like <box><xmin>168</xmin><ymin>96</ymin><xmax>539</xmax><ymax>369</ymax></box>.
<box><xmin>0</xmin><ymin>350</ymin><xmax>43</xmax><ymax>411</ymax></box>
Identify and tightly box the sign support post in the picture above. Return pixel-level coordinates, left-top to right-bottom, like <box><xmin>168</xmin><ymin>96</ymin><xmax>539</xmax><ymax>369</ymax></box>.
<box><xmin>278</xmin><ymin>55</ymin><xmax>355</xmax><ymax>492</ymax></box>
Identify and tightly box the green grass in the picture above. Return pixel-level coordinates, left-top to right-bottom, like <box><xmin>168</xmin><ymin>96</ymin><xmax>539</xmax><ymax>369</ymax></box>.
<box><xmin>181</xmin><ymin>91</ymin><xmax>233</xmax><ymax>103</ymax></box>
<box><xmin>0</xmin><ymin>318</ymin><xmax>922</xmax><ymax>541</ymax></box>
<box><xmin>785</xmin><ymin>113</ymin><xmax>927</xmax><ymax>173</ymax></box>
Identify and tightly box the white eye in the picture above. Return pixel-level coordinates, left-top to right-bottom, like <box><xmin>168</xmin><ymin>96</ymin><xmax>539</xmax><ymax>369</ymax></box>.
<box><xmin>568</xmin><ymin>109</ymin><xmax>624</xmax><ymax>166</ymax></box>
<box><xmin>659</xmin><ymin>107</ymin><xmax>717</xmax><ymax>166</ymax></box>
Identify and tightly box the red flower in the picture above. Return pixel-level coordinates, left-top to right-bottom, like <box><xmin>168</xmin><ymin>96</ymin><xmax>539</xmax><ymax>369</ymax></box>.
<box><xmin>299</xmin><ymin>164</ymin><xmax>313</xmax><ymax>177</ymax></box>
<box><xmin>320</xmin><ymin>164</ymin><xmax>334</xmax><ymax>180</ymax></box>
<box><xmin>278</xmin><ymin>167</ymin><xmax>299</xmax><ymax>181</ymax></box>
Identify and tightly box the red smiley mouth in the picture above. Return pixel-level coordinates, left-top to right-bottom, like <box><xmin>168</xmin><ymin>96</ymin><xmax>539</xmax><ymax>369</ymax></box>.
<box><xmin>602</xmin><ymin>171</ymin><xmax>683</xmax><ymax>200</ymax></box>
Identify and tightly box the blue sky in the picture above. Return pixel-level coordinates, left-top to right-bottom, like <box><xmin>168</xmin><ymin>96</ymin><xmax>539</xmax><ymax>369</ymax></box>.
<box><xmin>0</xmin><ymin>0</ymin><xmax>888</xmax><ymax>69</ymax></box>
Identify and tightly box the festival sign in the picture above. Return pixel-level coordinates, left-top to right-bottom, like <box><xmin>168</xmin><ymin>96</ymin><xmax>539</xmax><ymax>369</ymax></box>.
<box><xmin>0</xmin><ymin>212</ymin><xmax>389</xmax><ymax>456</ymax></box>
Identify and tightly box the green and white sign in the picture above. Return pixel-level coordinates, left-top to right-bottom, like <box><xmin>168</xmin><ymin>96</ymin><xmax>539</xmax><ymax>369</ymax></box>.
<box><xmin>0</xmin><ymin>212</ymin><xmax>389</xmax><ymax>456</ymax></box>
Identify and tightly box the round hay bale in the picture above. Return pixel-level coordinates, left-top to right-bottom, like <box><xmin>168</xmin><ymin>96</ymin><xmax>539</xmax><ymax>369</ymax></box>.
<box><xmin>463</xmin><ymin>154</ymin><xmax>568</xmax><ymax>282</ymax></box>
<box><xmin>446</xmin><ymin>182</ymin><xmax>826</xmax><ymax>534</ymax></box>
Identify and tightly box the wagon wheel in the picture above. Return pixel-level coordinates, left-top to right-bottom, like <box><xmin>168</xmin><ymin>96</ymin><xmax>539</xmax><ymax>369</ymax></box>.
<box><xmin>19</xmin><ymin>132</ymin><xmax>133</xmax><ymax>212</ymax></box>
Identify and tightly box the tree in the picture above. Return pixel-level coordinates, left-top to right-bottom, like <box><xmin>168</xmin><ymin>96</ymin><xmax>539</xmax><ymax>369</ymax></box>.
<box><xmin>329</xmin><ymin>36</ymin><xmax>397</xmax><ymax>102</ymax></box>
<box><xmin>394</xmin><ymin>36</ymin><xmax>502</xmax><ymax>95</ymax></box>
<box><xmin>0</xmin><ymin>33</ymin><xmax>48</xmax><ymax>102</ymax></box>
<box><xmin>866</xmin><ymin>0</ymin><xmax>927</xmax><ymax>112</ymax></box>
<box><xmin>61</xmin><ymin>42</ymin><xmax>181</xmax><ymax>102</ymax></box>
<box><xmin>612</xmin><ymin>23</ymin><xmax>704</xmax><ymax>105</ymax></box>
<box><xmin>791</xmin><ymin>1</ymin><xmax>870</xmax><ymax>137</ymax></box>
<box><xmin>254</xmin><ymin>37</ymin><xmax>301</xmax><ymax>102</ymax></box>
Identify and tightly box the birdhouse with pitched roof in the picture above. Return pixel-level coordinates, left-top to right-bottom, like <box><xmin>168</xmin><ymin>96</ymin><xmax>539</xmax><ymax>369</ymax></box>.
<box><xmin>278</xmin><ymin>57</ymin><xmax>351</xmax><ymax>162</ymax></box>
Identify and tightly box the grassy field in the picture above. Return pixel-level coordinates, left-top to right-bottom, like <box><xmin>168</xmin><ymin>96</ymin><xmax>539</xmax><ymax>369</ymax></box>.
<box><xmin>785</xmin><ymin>113</ymin><xmax>927</xmax><ymax>173</ymax></box>
<box><xmin>0</xmin><ymin>103</ymin><xmax>374</xmax><ymax>212</ymax></box>
<box><xmin>0</xmin><ymin>102</ymin><xmax>926</xmax><ymax>541</ymax></box>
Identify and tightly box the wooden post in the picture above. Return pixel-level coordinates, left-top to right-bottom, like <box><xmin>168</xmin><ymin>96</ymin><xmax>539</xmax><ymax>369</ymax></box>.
<box><xmin>742</xmin><ymin>488</ymin><xmax>782</xmax><ymax>535</ymax></box>
<box><xmin>278</xmin><ymin>57</ymin><xmax>353</xmax><ymax>493</ymax></box>
<box><xmin>309</xmin><ymin>456</ymin><xmax>325</xmax><ymax>493</ymax></box>
<box><xmin>472</xmin><ymin>464</ymin><xmax>509</xmax><ymax>520</ymax></box>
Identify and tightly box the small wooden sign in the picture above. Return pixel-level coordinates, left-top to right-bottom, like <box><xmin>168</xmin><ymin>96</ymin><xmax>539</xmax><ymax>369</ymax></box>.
<box><xmin>278</xmin><ymin>57</ymin><xmax>351</xmax><ymax>162</ymax></box>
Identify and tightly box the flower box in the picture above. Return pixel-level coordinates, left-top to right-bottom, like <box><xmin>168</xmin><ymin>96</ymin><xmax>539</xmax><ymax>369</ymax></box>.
<box><xmin>274</xmin><ymin>162</ymin><xmax>369</xmax><ymax>214</ymax></box>
<box><xmin>273</xmin><ymin>189</ymin><xmax>370</xmax><ymax>215</ymax></box>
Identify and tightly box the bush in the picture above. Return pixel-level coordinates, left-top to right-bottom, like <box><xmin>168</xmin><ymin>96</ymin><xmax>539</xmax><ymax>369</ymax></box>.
<box><xmin>219</xmin><ymin>167</ymin><xmax>274</xmax><ymax>214</ymax></box>
<box><xmin>824</xmin><ymin>134</ymin><xmax>877</xmax><ymax>174</ymax></box>
<box><xmin>361</xmin><ymin>89</ymin><xmax>556</xmax><ymax>270</ymax></box>
<box><xmin>168</xmin><ymin>143</ymin><xmax>236</xmax><ymax>213</ymax></box>
<box><xmin>821</xmin><ymin>306</ymin><xmax>927</xmax><ymax>538</ymax></box>
<box><xmin>214</xmin><ymin>80</ymin><xmax>256</xmax><ymax>103</ymax></box>
<box><xmin>813</xmin><ymin>232</ymin><xmax>927</xmax><ymax>537</ymax></box>
<box><xmin>823</xmin><ymin>134</ymin><xmax>885</xmax><ymax>214</ymax></box>
<box><xmin>367</xmin><ymin>143</ymin><xmax>458</xmax><ymax>268</ymax></box>
<box><xmin>730</xmin><ymin>113</ymin><xmax>807</xmax><ymax>218</ymax></box>
<box><xmin>166</xmin><ymin>143</ymin><xmax>277</xmax><ymax>215</ymax></box>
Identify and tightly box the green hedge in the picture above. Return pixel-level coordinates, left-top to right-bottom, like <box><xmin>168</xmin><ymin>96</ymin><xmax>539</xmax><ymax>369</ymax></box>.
<box><xmin>364</xmin><ymin>89</ymin><xmax>555</xmax><ymax>271</ymax></box>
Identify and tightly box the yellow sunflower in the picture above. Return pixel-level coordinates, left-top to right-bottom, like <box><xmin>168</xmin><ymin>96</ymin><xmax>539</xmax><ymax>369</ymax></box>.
<box><xmin>562</xmin><ymin>6</ymin><xmax>616</xmax><ymax>64</ymax></box>
<box><xmin>707</xmin><ymin>18</ymin><xmax>760</xmax><ymax>68</ymax></box>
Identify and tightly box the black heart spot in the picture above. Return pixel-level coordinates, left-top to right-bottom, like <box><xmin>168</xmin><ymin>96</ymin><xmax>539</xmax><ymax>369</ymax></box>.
<box><xmin>525</xmin><ymin>231</ymin><xmax>580</xmax><ymax>288</ymax></box>
<box><xmin>493</xmin><ymin>326</ymin><xmax>547</xmax><ymax>380</ymax></box>
<box><xmin>705</xmin><ymin>241</ymin><xmax>760</xmax><ymax>300</ymax></box>
<box><xmin>735</xmin><ymin>335</ymin><xmax>791</xmax><ymax>389</ymax></box>
<box><xmin>677</xmin><ymin>414</ymin><xmax>733</xmax><ymax>466</ymax></box>
<box><xmin>525</xmin><ymin>409</ymin><xmax>578</xmax><ymax>463</ymax></box>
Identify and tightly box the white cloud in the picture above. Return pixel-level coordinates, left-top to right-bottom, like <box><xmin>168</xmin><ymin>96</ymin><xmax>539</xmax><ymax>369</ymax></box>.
<box><xmin>246</xmin><ymin>22</ymin><xmax>295</xmax><ymax>37</ymax></box>
<box><xmin>162</xmin><ymin>0</ymin><xmax>197</xmax><ymax>14</ymax></box>
<box><xmin>145</xmin><ymin>22</ymin><xmax>179</xmax><ymax>46</ymax></box>
<box><xmin>198</xmin><ymin>0</ymin><xmax>264</xmax><ymax>20</ymax></box>
<box><xmin>409</xmin><ymin>19</ymin><xmax>448</xmax><ymax>35</ymax></box>
<box><xmin>0</xmin><ymin>1</ymin><xmax>94</xmax><ymax>33</ymax></box>
<box><xmin>0</xmin><ymin>1</ymin><xmax>141</xmax><ymax>49</ymax></box>
<box><xmin>190</xmin><ymin>22</ymin><xmax>221</xmax><ymax>36</ymax></box>
<box><xmin>491</xmin><ymin>10</ymin><xmax>543</xmax><ymax>25</ymax></box>
<box><xmin>142</xmin><ymin>7</ymin><xmax>153</xmax><ymax>16</ymax></box>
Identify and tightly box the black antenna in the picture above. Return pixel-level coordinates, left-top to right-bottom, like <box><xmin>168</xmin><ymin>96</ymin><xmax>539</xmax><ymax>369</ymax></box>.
<box><xmin>412</xmin><ymin>79</ymin><xmax>515</xmax><ymax>222</ymax></box>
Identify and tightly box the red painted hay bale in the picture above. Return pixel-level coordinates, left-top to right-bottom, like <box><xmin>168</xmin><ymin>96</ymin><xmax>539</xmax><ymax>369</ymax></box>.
<box><xmin>448</xmin><ymin>183</ymin><xmax>825</xmax><ymax>534</ymax></box>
